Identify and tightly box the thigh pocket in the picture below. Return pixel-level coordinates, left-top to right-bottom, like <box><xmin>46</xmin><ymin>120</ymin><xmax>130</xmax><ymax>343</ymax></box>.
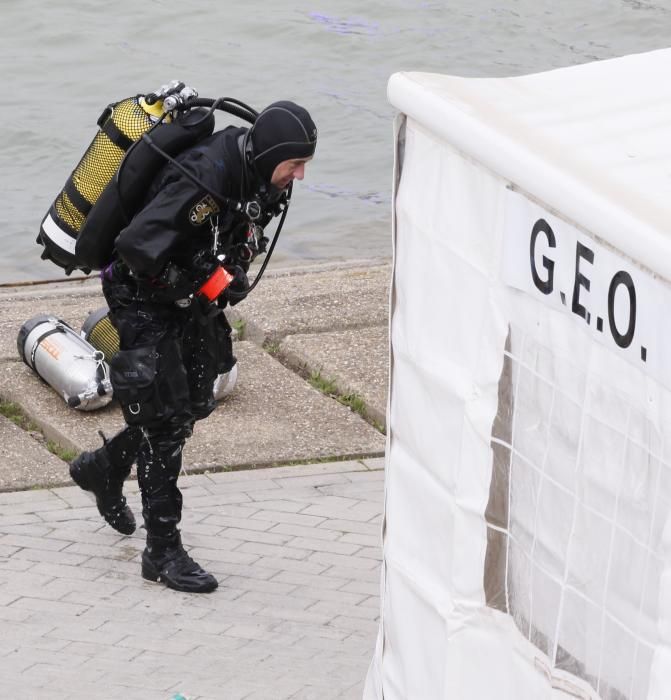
<box><xmin>109</xmin><ymin>347</ymin><xmax>161</xmax><ymax>425</ymax></box>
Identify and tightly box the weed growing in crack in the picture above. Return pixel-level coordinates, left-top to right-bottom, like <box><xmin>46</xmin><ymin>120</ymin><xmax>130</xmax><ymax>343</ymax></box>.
<box><xmin>231</xmin><ymin>318</ymin><xmax>246</xmax><ymax>340</ymax></box>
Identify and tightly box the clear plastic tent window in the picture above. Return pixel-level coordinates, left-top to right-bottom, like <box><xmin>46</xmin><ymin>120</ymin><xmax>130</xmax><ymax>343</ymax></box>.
<box><xmin>486</xmin><ymin>325</ymin><xmax>663</xmax><ymax>698</ymax></box>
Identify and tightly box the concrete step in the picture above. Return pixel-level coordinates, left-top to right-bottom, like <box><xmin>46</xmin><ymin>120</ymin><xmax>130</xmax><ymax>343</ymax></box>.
<box><xmin>0</xmin><ymin>259</ymin><xmax>391</xmax><ymax>489</ymax></box>
<box><xmin>0</xmin><ymin>414</ymin><xmax>69</xmax><ymax>490</ymax></box>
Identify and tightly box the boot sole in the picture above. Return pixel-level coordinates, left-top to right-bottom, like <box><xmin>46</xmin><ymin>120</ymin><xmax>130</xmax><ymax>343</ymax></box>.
<box><xmin>141</xmin><ymin>560</ymin><xmax>218</xmax><ymax>594</ymax></box>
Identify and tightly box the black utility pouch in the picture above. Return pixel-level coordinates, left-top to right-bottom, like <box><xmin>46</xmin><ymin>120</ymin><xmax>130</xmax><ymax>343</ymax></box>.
<box><xmin>109</xmin><ymin>346</ymin><xmax>160</xmax><ymax>424</ymax></box>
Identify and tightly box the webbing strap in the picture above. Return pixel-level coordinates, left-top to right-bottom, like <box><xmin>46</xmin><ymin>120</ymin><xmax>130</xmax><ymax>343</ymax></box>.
<box><xmin>63</xmin><ymin>179</ymin><xmax>93</xmax><ymax>216</ymax></box>
<box><xmin>102</xmin><ymin>119</ymin><xmax>135</xmax><ymax>151</ymax></box>
<box><xmin>30</xmin><ymin>326</ymin><xmax>65</xmax><ymax>382</ymax></box>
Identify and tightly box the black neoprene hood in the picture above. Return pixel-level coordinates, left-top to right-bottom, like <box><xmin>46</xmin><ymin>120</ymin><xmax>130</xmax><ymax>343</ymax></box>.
<box><xmin>250</xmin><ymin>101</ymin><xmax>317</xmax><ymax>183</ymax></box>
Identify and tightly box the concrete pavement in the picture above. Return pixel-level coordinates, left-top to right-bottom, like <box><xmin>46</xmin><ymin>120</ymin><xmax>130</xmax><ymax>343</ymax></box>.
<box><xmin>0</xmin><ymin>259</ymin><xmax>391</xmax><ymax>699</ymax></box>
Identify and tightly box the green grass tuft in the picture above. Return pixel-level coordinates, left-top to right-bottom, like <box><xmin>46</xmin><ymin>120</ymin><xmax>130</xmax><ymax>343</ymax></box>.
<box><xmin>308</xmin><ymin>370</ymin><xmax>338</xmax><ymax>396</ymax></box>
<box><xmin>263</xmin><ymin>339</ymin><xmax>281</xmax><ymax>355</ymax></box>
<box><xmin>46</xmin><ymin>441</ymin><xmax>78</xmax><ymax>463</ymax></box>
<box><xmin>231</xmin><ymin>318</ymin><xmax>246</xmax><ymax>340</ymax></box>
<box><xmin>338</xmin><ymin>392</ymin><xmax>367</xmax><ymax>417</ymax></box>
<box><xmin>0</xmin><ymin>400</ymin><xmax>37</xmax><ymax>431</ymax></box>
<box><xmin>307</xmin><ymin>372</ymin><xmax>384</xmax><ymax>433</ymax></box>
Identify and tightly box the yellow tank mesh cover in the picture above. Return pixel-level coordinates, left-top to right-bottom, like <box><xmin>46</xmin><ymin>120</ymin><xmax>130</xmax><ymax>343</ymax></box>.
<box><xmin>72</xmin><ymin>133</ymin><xmax>124</xmax><ymax>204</ymax></box>
<box><xmin>87</xmin><ymin>314</ymin><xmax>120</xmax><ymax>361</ymax></box>
<box><xmin>71</xmin><ymin>97</ymin><xmax>154</xmax><ymax>207</ymax></box>
<box><xmin>112</xmin><ymin>97</ymin><xmax>155</xmax><ymax>140</ymax></box>
<box><xmin>54</xmin><ymin>190</ymin><xmax>87</xmax><ymax>232</ymax></box>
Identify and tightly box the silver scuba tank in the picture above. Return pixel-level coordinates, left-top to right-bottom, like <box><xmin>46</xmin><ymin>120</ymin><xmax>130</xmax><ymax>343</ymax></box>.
<box><xmin>81</xmin><ymin>307</ymin><xmax>238</xmax><ymax>401</ymax></box>
<box><xmin>212</xmin><ymin>361</ymin><xmax>238</xmax><ymax>400</ymax></box>
<box><xmin>17</xmin><ymin>314</ymin><xmax>113</xmax><ymax>410</ymax></box>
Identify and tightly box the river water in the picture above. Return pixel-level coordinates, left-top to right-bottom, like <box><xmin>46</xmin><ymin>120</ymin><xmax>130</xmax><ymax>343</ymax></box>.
<box><xmin>2</xmin><ymin>0</ymin><xmax>671</xmax><ymax>282</ymax></box>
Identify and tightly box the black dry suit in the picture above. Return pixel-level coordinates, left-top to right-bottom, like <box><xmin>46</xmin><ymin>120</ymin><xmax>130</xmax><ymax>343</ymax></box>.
<box><xmin>76</xmin><ymin>99</ymin><xmax>317</xmax><ymax>592</ymax></box>
<box><xmin>102</xmin><ymin>124</ymin><xmax>278</xmax><ymax>548</ymax></box>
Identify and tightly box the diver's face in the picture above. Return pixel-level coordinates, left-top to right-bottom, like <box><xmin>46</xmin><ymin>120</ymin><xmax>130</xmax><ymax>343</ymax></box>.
<box><xmin>270</xmin><ymin>157</ymin><xmax>312</xmax><ymax>189</ymax></box>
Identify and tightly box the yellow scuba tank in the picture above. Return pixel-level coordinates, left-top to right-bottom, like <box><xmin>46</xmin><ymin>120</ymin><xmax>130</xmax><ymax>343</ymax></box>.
<box><xmin>37</xmin><ymin>82</ymin><xmax>183</xmax><ymax>274</ymax></box>
<box><xmin>37</xmin><ymin>81</ymin><xmax>255</xmax><ymax>275</ymax></box>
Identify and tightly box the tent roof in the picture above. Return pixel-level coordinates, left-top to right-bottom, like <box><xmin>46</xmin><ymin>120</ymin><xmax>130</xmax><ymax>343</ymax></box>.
<box><xmin>388</xmin><ymin>49</ymin><xmax>671</xmax><ymax>280</ymax></box>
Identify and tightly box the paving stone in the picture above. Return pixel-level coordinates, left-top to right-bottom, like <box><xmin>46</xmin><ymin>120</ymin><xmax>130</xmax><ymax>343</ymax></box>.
<box><xmin>0</xmin><ymin>498</ymin><xmax>68</xmax><ymax>516</ymax></box>
<box><xmin>0</xmin><ymin>523</ymin><xmax>53</xmax><ymax>537</ymax></box>
<box><xmin>0</xmin><ymin>543</ymin><xmax>20</xmax><ymax>557</ymax></box>
<box><xmin>269</xmin><ymin>522</ymin><xmax>341</xmax><ymax>542</ymax></box>
<box><xmin>250</xmin><ymin>509</ymin><xmax>327</xmax><ymax>527</ymax></box>
<box><xmin>0</xmin><ymin>558</ymin><xmax>34</xmax><ymax>574</ymax></box>
<box><xmin>203</xmin><ymin>514</ymin><xmax>274</xmax><ymax>532</ymax></box>
<box><xmin>219</xmin><ymin>526</ymin><xmax>291</xmax><ymax>546</ymax></box>
<box><xmin>289</xmin><ymin>537</ymin><xmax>362</xmax><ymax>556</ymax></box>
<box><xmin>29</xmin><ymin>561</ymin><xmax>104</xmax><ymax>582</ymax></box>
<box><xmin>253</xmin><ymin>556</ymin><xmax>329</xmax><ymax>576</ymax></box>
<box><xmin>291</xmin><ymin>585</ymin><xmax>367</xmax><ymax>606</ymax></box>
<box><xmin>0</xmin><ymin>513</ymin><xmax>42</xmax><ymax>528</ymax></box>
<box><xmin>223</xmin><ymin>574</ymin><xmax>298</xmax><ymax>597</ymax></box>
<box><xmin>317</xmin><ymin>518</ymin><xmax>381</xmax><ymax>536</ymax></box>
<box><xmin>270</xmin><ymin>570</ymin><xmax>351</xmax><ymax>592</ymax></box>
<box><xmin>249</xmin><ymin>486</ymin><xmax>325</xmax><ymax>503</ymax></box>
<box><xmin>205</xmin><ymin>459</ymin><xmax>367</xmax><ymax>482</ymax></box>
<box><xmin>9</xmin><ymin>597</ymin><xmax>89</xmax><ymax>616</ymax></box>
<box><xmin>321</xmin><ymin>565</ymin><xmax>383</xmax><ymax>583</ymax></box>
<box><xmin>2</xmin><ymin>533</ymin><xmax>72</xmax><ymax>552</ymax></box>
<box><xmin>309</xmin><ymin>551</ymin><xmax>379</xmax><ymax>571</ymax></box>
<box><xmin>356</xmin><ymin>545</ymin><xmax>384</xmax><ymax>560</ymax></box>
<box><xmin>236</xmin><ymin>541</ymin><xmax>311</xmax><ymax>560</ymax></box>
<box><xmin>301</xmin><ymin>504</ymin><xmax>380</xmax><ymax>522</ymax></box>
<box><xmin>339</xmin><ymin>531</ymin><xmax>381</xmax><ymax>548</ymax></box>
<box><xmin>329</xmin><ymin>615</ymin><xmax>380</xmax><ymax>634</ymax></box>
<box><xmin>202</xmin><ymin>560</ymin><xmax>280</xmax><ymax>582</ymax></box>
<box><xmin>307</xmin><ymin>600</ymin><xmax>380</xmax><ymax>621</ymax></box>
<box><xmin>361</xmin><ymin>456</ymin><xmax>386</xmax><ymax>470</ymax></box>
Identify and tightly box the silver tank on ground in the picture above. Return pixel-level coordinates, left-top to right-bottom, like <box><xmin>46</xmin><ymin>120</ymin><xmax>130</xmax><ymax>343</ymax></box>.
<box><xmin>17</xmin><ymin>314</ymin><xmax>113</xmax><ymax>410</ymax></box>
<box><xmin>213</xmin><ymin>361</ymin><xmax>238</xmax><ymax>400</ymax></box>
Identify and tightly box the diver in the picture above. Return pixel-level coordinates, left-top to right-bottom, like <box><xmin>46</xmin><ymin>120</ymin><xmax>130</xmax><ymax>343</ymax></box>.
<box><xmin>69</xmin><ymin>100</ymin><xmax>317</xmax><ymax>593</ymax></box>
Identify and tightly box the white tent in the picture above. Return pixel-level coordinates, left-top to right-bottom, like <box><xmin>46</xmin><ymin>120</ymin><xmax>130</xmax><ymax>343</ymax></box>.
<box><xmin>366</xmin><ymin>49</ymin><xmax>671</xmax><ymax>700</ymax></box>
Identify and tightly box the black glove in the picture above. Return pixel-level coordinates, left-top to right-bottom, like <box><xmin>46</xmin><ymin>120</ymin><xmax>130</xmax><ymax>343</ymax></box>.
<box><xmin>223</xmin><ymin>265</ymin><xmax>250</xmax><ymax>306</ymax></box>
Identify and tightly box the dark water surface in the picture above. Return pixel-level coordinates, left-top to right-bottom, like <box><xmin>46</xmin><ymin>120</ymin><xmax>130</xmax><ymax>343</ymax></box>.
<box><xmin>2</xmin><ymin>0</ymin><xmax>671</xmax><ymax>282</ymax></box>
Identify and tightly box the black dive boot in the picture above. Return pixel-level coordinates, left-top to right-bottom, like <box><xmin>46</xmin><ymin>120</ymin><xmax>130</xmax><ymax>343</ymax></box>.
<box><xmin>142</xmin><ymin>532</ymin><xmax>218</xmax><ymax>593</ymax></box>
<box><xmin>69</xmin><ymin>428</ymin><xmax>140</xmax><ymax>535</ymax></box>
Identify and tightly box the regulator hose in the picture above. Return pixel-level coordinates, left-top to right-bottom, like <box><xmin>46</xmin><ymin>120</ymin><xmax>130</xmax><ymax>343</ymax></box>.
<box><xmin>178</xmin><ymin>96</ymin><xmax>258</xmax><ymax>126</ymax></box>
<box><xmin>226</xmin><ymin>183</ymin><xmax>293</xmax><ymax>300</ymax></box>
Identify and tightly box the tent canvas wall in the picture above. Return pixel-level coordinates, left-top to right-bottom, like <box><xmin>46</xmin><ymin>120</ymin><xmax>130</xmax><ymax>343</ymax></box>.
<box><xmin>366</xmin><ymin>49</ymin><xmax>671</xmax><ymax>700</ymax></box>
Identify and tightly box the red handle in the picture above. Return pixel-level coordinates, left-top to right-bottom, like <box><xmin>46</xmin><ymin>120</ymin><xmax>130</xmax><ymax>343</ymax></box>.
<box><xmin>198</xmin><ymin>266</ymin><xmax>234</xmax><ymax>301</ymax></box>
